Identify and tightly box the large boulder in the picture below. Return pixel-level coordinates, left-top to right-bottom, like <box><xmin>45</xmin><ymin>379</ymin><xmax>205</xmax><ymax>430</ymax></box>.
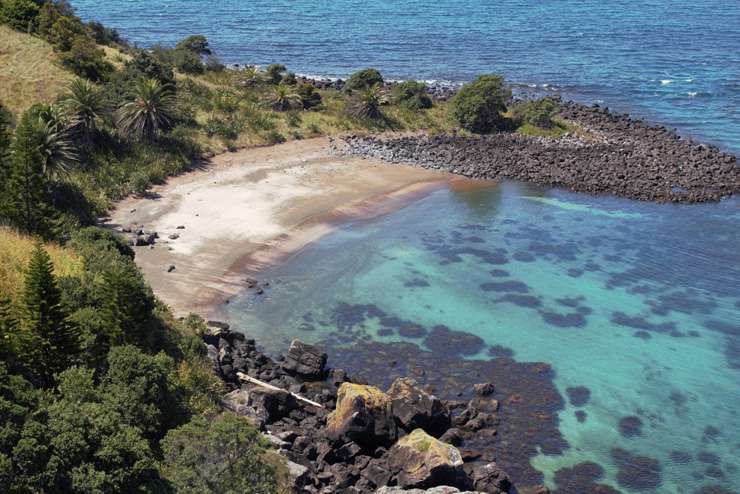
<box><xmin>387</xmin><ymin>377</ymin><xmax>451</xmax><ymax>436</ymax></box>
<box><xmin>326</xmin><ymin>383</ymin><xmax>398</xmax><ymax>447</ymax></box>
<box><xmin>248</xmin><ymin>387</ymin><xmax>297</xmax><ymax>423</ymax></box>
<box><xmin>281</xmin><ymin>339</ymin><xmax>328</xmax><ymax>379</ymax></box>
<box><xmin>471</xmin><ymin>462</ymin><xmax>512</xmax><ymax>493</ymax></box>
<box><xmin>388</xmin><ymin>429</ymin><xmax>465</xmax><ymax>489</ymax></box>
<box><xmin>376</xmin><ymin>488</ymin><xmax>484</xmax><ymax>494</ymax></box>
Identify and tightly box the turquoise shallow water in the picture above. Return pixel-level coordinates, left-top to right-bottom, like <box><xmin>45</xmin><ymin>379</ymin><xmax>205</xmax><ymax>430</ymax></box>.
<box><xmin>71</xmin><ymin>0</ymin><xmax>740</xmax><ymax>153</ymax></box>
<box><xmin>225</xmin><ymin>181</ymin><xmax>740</xmax><ymax>493</ymax></box>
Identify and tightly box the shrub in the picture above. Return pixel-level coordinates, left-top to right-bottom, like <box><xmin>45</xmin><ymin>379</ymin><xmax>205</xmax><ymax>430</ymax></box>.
<box><xmin>297</xmin><ymin>84</ymin><xmax>322</xmax><ymax>110</ymax></box>
<box><xmin>263</xmin><ymin>130</ymin><xmax>286</xmax><ymax>145</ymax></box>
<box><xmin>349</xmin><ymin>84</ymin><xmax>387</xmax><ymax>120</ymax></box>
<box><xmin>513</xmin><ymin>97</ymin><xmax>559</xmax><ymax>128</ymax></box>
<box><xmin>161</xmin><ymin>414</ymin><xmax>278</xmax><ymax>494</ymax></box>
<box><xmin>87</xmin><ymin>20</ymin><xmax>125</xmax><ymax>46</ymax></box>
<box><xmin>171</xmin><ymin>48</ymin><xmax>205</xmax><ymax>74</ymax></box>
<box><xmin>450</xmin><ymin>74</ymin><xmax>512</xmax><ymax>133</ymax></box>
<box><xmin>0</xmin><ymin>0</ymin><xmax>39</xmax><ymax>32</ymax></box>
<box><xmin>125</xmin><ymin>51</ymin><xmax>176</xmax><ymax>88</ymax></box>
<box><xmin>47</xmin><ymin>14</ymin><xmax>86</xmax><ymax>51</ymax></box>
<box><xmin>282</xmin><ymin>72</ymin><xmax>297</xmax><ymax>85</ymax></box>
<box><xmin>392</xmin><ymin>81</ymin><xmax>433</xmax><ymax>110</ymax></box>
<box><xmin>344</xmin><ymin>68</ymin><xmax>383</xmax><ymax>93</ymax></box>
<box><xmin>59</xmin><ymin>36</ymin><xmax>113</xmax><ymax>82</ymax></box>
<box><xmin>265</xmin><ymin>63</ymin><xmax>287</xmax><ymax>84</ymax></box>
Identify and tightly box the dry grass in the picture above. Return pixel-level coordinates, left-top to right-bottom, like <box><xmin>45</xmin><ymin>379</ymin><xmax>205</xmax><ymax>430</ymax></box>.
<box><xmin>0</xmin><ymin>228</ymin><xmax>83</xmax><ymax>302</ymax></box>
<box><xmin>0</xmin><ymin>25</ymin><xmax>75</xmax><ymax>119</ymax></box>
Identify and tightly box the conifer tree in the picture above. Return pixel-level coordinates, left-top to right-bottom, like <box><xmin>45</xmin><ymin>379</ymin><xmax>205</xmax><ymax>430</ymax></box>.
<box><xmin>0</xmin><ymin>297</ymin><xmax>18</xmax><ymax>365</ymax></box>
<box><xmin>21</xmin><ymin>244</ymin><xmax>78</xmax><ymax>386</ymax></box>
<box><xmin>5</xmin><ymin>111</ymin><xmax>57</xmax><ymax>239</ymax></box>
<box><xmin>0</xmin><ymin>105</ymin><xmax>11</xmax><ymax>219</ymax></box>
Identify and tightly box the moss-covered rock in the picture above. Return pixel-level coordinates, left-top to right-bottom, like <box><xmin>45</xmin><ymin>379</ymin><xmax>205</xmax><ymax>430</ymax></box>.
<box><xmin>388</xmin><ymin>429</ymin><xmax>465</xmax><ymax>488</ymax></box>
<box><xmin>326</xmin><ymin>382</ymin><xmax>397</xmax><ymax>447</ymax></box>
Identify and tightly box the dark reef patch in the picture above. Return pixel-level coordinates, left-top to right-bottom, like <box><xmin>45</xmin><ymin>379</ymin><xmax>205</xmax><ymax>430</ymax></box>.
<box><xmin>575</xmin><ymin>410</ymin><xmax>587</xmax><ymax>423</ymax></box>
<box><xmin>611</xmin><ymin>447</ymin><xmax>662</xmax><ymax>490</ymax></box>
<box><xmin>489</xmin><ymin>269</ymin><xmax>510</xmax><ymax>277</ymax></box>
<box><xmin>513</xmin><ymin>251</ymin><xmax>536</xmax><ymax>262</ymax></box>
<box><xmin>398</xmin><ymin>322</ymin><xmax>427</xmax><ymax>338</ymax></box>
<box><xmin>618</xmin><ymin>415</ymin><xmax>643</xmax><ymax>438</ymax></box>
<box><xmin>633</xmin><ymin>330</ymin><xmax>652</xmax><ymax>340</ymax></box>
<box><xmin>611</xmin><ymin>311</ymin><xmax>684</xmax><ymax>337</ymax></box>
<box><xmin>404</xmin><ymin>277</ymin><xmax>430</xmax><ymax>288</ymax></box>
<box><xmin>697</xmin><ymin>451</ymin><xmax>721</xmax><ymax>465</ymax></box>
<box><xmin>423</xmin><ymin>325</ymin><xmax>485</xmax><ymax>357</ymax></box>
<box><xmin>488</xmin><ymin>345</ymin><xmax>515</xmax><ymax>358</ymax></box>
<box><xmin>552</xmin><ymin>461</ymin><xmax>621</xmax><ymax>494</ymax></box>
<box><xmin>669</xmin><ymin>450</ymin><xmax>693</xmax><ymax>464</ymax></box>
<box><xmin>567</xmin><ymin>268</ymin><xmax>584</xmax><ymax>278</ymax></box>
<box><xmin>497</xmin><ymin>294</ymin><xmax>543</xmax><ymax>308</ymax></box>
<box><xmin>540</xmin><ymin>310</ymin><xmax>588</xmax><ymax>328</ymax></box>
<box><xmin>703</xmin><ymin>426</ymin><xmax>721</xmax><ymax>443</ymax></box>
<box><xmin>647</xmin><ymin>289</ymin><xmax>717</xmax><ymax>316</ymax></box>
<box><xmin>694</xmin><ymin>485</ymin><xmax>738</xmax><ymax>494</ymax></box>
<box><xmin>566</xmin><ymin>386</ymin><xmax>591</xmax><ymax>407</ymax></box>
<box><xmin>480</xmin><ymin>280</ymin><xmax>530</xmax><ymax>293</ymax></box>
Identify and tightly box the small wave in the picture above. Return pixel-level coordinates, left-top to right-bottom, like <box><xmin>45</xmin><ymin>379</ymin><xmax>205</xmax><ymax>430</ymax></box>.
<box><xmin>686</xmin><ymin>78</ymin><xmax>694</xmax><ymax>83</ymax></box>
<box><xmin>661</xmin><ymin>79</ymin><xmax>673</xmax><ymax>85</ymax></box>
<box><xmin>688</xmin><ymin>92</ymin><xmax>698</xmax><ymax>97</ymax></box>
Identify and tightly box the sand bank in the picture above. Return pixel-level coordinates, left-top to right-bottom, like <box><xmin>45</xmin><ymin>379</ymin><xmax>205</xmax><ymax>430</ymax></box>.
<box><xmin>107</xmin><ymin>137</ymin><xmax>468</xmax><ymax>317</ymax></box>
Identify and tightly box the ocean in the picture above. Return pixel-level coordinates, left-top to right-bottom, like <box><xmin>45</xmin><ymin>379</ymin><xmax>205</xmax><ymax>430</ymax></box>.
<box><xmin>72</xmin><ymin>0</ymin><xmax>740</xmax><ymax>153</ymax></box>
<box><xmin>70</xmin><ymin>1</ymin><xmax>740</xmax><ymax>492</ymax></box>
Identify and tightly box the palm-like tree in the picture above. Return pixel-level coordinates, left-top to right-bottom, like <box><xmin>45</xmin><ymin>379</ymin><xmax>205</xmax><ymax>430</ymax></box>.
<box><xmin>64</xmin><ymin>79</ymin><xmax>108</xmax><ymax>145</ymax></box>
<box><xmin>37</xmin><ymin>119</ymin><xmax>79</xmax><ymax>179</ymax></box>
<box><xmin>349</xmin><ymin>84</ymin><xmax>388</xmax><ymax>120</ymax></box>
<box><xmin>265</xmin><ymin>84</ymin><xmax>301</xmax><ymax>112</ymax></box>
<box><xmin>117</xmin><ymin>78</ymin><xmax>176</xmax><ymax>142</ymax></box>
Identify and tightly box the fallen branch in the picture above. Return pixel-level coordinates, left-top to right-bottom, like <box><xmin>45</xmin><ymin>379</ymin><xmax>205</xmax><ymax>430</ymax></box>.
<box><xmin>237</xmin><ymin>372</ymin><xmax>324</xmax><ymax>409</ymax></box>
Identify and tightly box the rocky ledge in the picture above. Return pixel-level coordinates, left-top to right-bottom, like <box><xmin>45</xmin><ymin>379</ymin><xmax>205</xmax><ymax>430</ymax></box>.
<box><xmin>334</xmin><ymin>100</ymin><xmax>739</xmax><ymax>203</ymax></box>
<box><xmin>205</xmin><ymin>325</ymin><xmax>538</xmax><ymax>494</ymax></box>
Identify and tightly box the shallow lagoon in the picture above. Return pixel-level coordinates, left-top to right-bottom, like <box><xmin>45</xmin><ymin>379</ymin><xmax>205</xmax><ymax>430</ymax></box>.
<box><xmin>225</xmin><ymin>181</ymin><xmax>740</xmax><ymax>493</ymax></box>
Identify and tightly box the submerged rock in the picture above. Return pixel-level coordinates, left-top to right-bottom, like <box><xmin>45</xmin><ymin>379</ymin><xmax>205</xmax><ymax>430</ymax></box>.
<box><xmin>387</xmin><ymin>429</ymin><xmax>465</xmax><ymax>488</ymax></box>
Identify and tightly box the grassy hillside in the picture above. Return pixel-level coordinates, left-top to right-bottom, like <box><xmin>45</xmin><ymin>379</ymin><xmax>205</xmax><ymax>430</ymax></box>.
<box><xmin>0</xmin><ymin>227</ymin><xmax>83</xmax><ymax>302</ymax></box>
<box><xmin>0</xmin><ymin>24</ymin><xmax>75</xmax><ymax>118</ymax></box>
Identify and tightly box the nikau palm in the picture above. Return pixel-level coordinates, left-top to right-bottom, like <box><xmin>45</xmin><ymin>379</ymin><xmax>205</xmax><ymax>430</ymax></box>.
<box><xmin>64</xmin><ymin>79</ymin><xmax>108</xmax><ymax>145</ymax></box>
<box><xmin>349</xmin><ymin>84</ymin><xmax>388</xmax><ymax>120</ymax></box>
<box><xmin>117</xmin><ymin>78</ymin><xmax>177</xmax><ymax>142</ymax></box>
<box><xmin>37</xmin><ymin>120</ymin><xmax>79</xmax><ymax>179</ymax></box>
<box><xmin>265</xmin><ymin>84</ymin><xmax>301</xmax><ymax>112</ymax></box>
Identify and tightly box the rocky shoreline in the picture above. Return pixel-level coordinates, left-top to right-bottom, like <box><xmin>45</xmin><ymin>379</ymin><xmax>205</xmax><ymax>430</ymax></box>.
<box><xmin>205</xmin><ymin>324</ymin><xmax>539</xmax><ymax>494</ymax></box>
<box><xmin>333</xmin><ymin>100</ymin><xmax>739</xmax><ymax>203</ymax></box>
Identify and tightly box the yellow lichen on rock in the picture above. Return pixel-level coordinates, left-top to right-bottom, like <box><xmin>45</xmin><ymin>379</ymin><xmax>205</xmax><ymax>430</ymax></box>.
<box><xmin>327</xmin><ymin>382</ymin><xmax>390</xmax><ymax>430</ymax></box>
<box><xmin>388</xmin><ymin>429</ymin><xmax>464</xmax><ymax>488</ymax></box>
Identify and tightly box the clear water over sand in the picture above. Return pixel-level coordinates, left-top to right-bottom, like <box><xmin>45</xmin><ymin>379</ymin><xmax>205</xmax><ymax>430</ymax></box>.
<box><xmin>226</xmin><ymin>181</ymin><xmax>740</xmax><ymax>493</ymax></box>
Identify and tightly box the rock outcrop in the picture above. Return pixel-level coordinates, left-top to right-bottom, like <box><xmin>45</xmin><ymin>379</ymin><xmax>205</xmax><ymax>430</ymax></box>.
<box><xmin>387</xmin><ymin>429</ymin><xmax>465</xmax><ymax>488</ymax></box>
<box><xmin>387</xmin><ymin>377</ymin><xmax>451</xmax><ymax>436</ymax></box>
<box><xmin>282</xmin><ymin>339</ymin><xmax>328</xmax><ymax>379</ymax></box>
<box><xmin>327</xmin><ymin>383</ymin><xmax>398</xmax><ymax>447</ymax></box>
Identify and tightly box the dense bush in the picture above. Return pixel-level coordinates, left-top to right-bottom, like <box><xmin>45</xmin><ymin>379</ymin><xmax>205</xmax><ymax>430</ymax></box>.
<box><xmin>344</xmin><ymin>67</ymin><xmax>383</xmax><ymax>93</ymax></box>
<box><xmin>162</xmin><ymin>413</ymin><xmax>278</xmax><ymax>493</ymax></box>
<box><xmin>513</xmin><ymin>97</ymin><xmax>559</xmax><ymax>128</ymax></box>
<box><xmin>265</xmin><ymin>63</ymin><xmax>287</xmax><ymax>84</ymax></box>
<box><xmin>0</xmin><ymin>0</ymin><xmax>39</xmax><ymax>31</ymax></box>
<box><xmin>450</xmin><ymin>74</ymin><xmax>512</xmax><ymax>133</ymax></box>
<box><xmin>59</xmin><ymin>36</ymin><xmax>113</xmax><ymax>82</ymax></box>
<box><xmin>297</xmin><ymin>84</ymin><xmax>323</xmax><ymax>109</ymax></box>
<box><xmin>392</xmin><ymin>80</ymin><xmax>433</xmax><ymax>110</ymax></box>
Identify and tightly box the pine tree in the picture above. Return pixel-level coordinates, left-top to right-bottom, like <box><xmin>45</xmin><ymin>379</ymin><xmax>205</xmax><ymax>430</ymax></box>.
<box><xmin>0</xmin><ymin>104</ymin><xmax>11</xmax><ymax>219</ymax></box>
<box><xmin>5</xmin><ymin>111</ymin><xmax>57</xmax><ymax>239</ymax></box>
<box><xmin>21</xmin><ymin>244</ymin><xmax>79</xmax><ymax>386</ymax></box>
<box><xmin>0</xmin><ymin>297</ymin><xmax>18</xmax><ymax>364</ymax></box>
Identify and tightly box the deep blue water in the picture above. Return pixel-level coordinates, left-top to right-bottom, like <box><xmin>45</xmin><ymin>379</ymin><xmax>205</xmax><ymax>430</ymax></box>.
<box><xmin>72</xmin><ymin>0</ymin><xmax>740</xmax><ymax>153</ymax></box>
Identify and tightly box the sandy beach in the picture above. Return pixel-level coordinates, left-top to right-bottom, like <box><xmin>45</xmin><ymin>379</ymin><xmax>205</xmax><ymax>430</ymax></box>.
<box><xmin>107</xmin><ymin>137</ymin><xmax>466</xmax><ymax>317</ymax></box>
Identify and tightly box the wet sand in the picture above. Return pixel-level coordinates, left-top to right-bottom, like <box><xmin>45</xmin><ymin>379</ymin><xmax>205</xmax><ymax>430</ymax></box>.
<box><xmin>107</xmin><ymin>137</ymin><xmax>467</xmax><ymax>317</ymax></box>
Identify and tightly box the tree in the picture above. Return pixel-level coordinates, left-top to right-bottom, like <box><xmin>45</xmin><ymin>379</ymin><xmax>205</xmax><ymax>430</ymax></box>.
<box><xmin>5</xmin><ymin>110</ymin><xmax>57</xmax><ymax>238</ymax></box>
<box><xmin>265</xmin><ymin>63</ymin><xmax>286</xmax><ymax>85</ymax></box>
<box><xmin>349</xmin><ymin>83</ymin><xmax>388</xmax><ymax>120</ymax></box>
<box><xmin>176</xmin><ymin>35</ymin><xmax>212</xmax><ymax>56</ymax></box>
<box><xmin>59</xmin><ymin>36</ymin><xmax>114</xmax><ymax>82</ymax></box>
<box><xmin>344</xmin><ymin>68</ymin><xmax>383</xmax><ymax>93</ymax></box>
<box><xmin>450</xmin><ymin>74</ymin><xmax>512</xmax><ymax>133</ymax></box>
<box><xmin>392</xmin><ymin>81</ymin><xmax>433</xmax><ymax>110</ymax></box>
<box><xmin>117</xmin><ymin>78</ymin><xmax>177</xmax><ymax>142</ymax></box>
<box><xmin>161</xmin><ymin>413</ymin><xmax>278</xmax><ymax>494</ymax></box>
<box><xmin>265</xmin><ymin>84</ymin><xmax>301</xmax><ymax>112</ymax></box>
<box><xmin>297</xmin><ymin>84</ymin><xmax>322</xmax><ymax>110</ymax></box>
<box><xmin>36</xmin><ymin>118</ymin><xmax>79</xmax><ymax>179</ymax></box>
<box><xmin>0</xmin><ymin>104</ymin><xmax>11</xmax><ymax>214</ymax></box>
<box><xmin>21</xmin><ymin>244</ymin><xmax>78</xmax><ymax>385</ymax></box>
<box><xmin>0</xmin><ymin>298</ymin><xmax>18</xmax><ymax>367</ymax></box>
<box><xmin>0</xmin><ymin>0</ymin><xmax>40</xmax><ymax>32</ymax></box>
<box><xmin>63</xmin><ymin>79</ymin><xmax>108</xmax><ymax>146</ymax></box>
<box><xmin>515</xmin><ymin>96</ymin><xmax>558</xmax><ymax>128</ymax></box>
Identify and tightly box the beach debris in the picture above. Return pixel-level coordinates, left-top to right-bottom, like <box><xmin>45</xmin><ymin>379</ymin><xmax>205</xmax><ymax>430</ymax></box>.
<box><xmin>168</xmin><ymin>233</ymin><xmax>180</xmax><ymax>240</ymax></box>
<box><xmin>237</xmin><ymin>372</ymin><xmax>324</xmax><ymax>409</ymax></box>
<box><xmin>167</xmin><ymin>264</ymin><xmax>176</xmax><ymax>272</ymax></box>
